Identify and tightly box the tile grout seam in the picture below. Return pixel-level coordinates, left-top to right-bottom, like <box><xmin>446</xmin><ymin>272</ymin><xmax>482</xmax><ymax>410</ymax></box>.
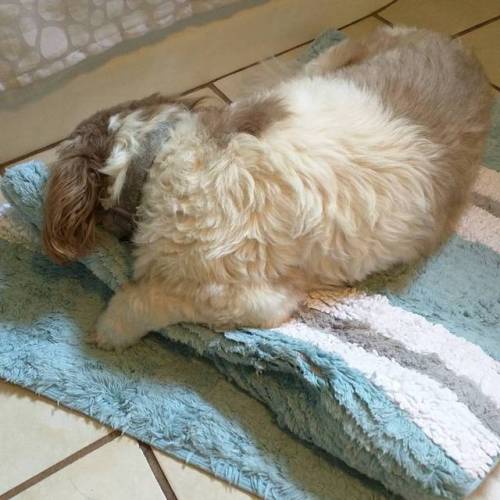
<box><xmin>138</xmin><ymin>442</ymin><xmax>179</xmax><ymax>500</ymax></box>
<box><xmin>373</xmin><ymin>13</ymin><xmax>393</xmax><ymax>26</ymax></box>
<box><xmin>183</xmin><ymin>0</ymin><xmax>402</xmax><ymax>90</ymax></box>
<box><xmin>452</xmin><ymin>14</ymin><xmax>500</xmax><ymax>38</ymax></box>
<box><xmin>337</xmin><ymin>0</ymin><xmax>398</xmax><ymax>31</ymax></box>
<box><xmin>0</xmin><ymin>431</ymin><xmax>120</xmax><ymax>500</ymax></box>
<box><xmin>0</xmin><ymin>139</ymin><xmax>63</xmax><ymax>172</ymax></box>
<box><xmin>208</xmin><ymin>82</ymin><xmax>232</xmax><ymax>103</ymax></box>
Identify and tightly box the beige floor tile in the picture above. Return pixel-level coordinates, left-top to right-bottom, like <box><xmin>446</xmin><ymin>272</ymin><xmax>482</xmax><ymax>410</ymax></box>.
<box><xmin>341</xmin><ymin>16</ymin><xmax>387</xmax><ymax>39</ymax></box>
<box><xmin>214</xmin><ymin>17</ymin><xmax>385</xmax><ymax>101</ymax></box>
<box><xmin>6</xmin><ymin>145</ymin><xmax>59</xmax><ymax>169</ymax></box>
<box><xmin>213</xmin><ymin>45</ymin><xmax>309</xmax><ymax>101</ymax></box>
<box><xmin>459</xmin><ymin>20</ymin><xmax>500</xmax><ymax>86</ymax></box>
<box><xmin>16</xmin><ymin>437</ymin><xmax>165</xmax><ymax>500</ymax></box>
<box><xmin>468</xmin><ymin>464</ymin><xmax>500</xmax><ymax>499</ymax></box>
<box><xmin>0</xmin><ymin>381</ymin><xmax>109</xmax><ymax>495</ymax></box>
<box><xmin>153</xmin><ymin>451</ymin><xmax>257</xmax><ymax>500</ymax></box>
<box><xmin>0</xmin><ymin>0</ymin><xmax>386</xmax><ymax>164</ymax></box>
<box><xmin>380</xmin><ymin>0</ymin><xmax>500</xmax><ymax>35</ymax></box>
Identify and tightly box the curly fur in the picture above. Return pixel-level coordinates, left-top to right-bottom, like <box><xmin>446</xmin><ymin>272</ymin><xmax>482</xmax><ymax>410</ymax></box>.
<box><xmin>42</xmin><ymin>26</ymin><xmax>493</xmax><ymax>349</ymax></box>
<box><xmin>43</xmin><ymin>93</ymin><xmax>205</xmax><ymax>262</ymax></box>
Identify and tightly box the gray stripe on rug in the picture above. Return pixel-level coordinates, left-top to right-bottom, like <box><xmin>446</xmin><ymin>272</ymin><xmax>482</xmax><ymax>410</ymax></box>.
<box><xmin>299</xmin><ymin>309</ymin><xmax>500</xmax><ymax>436</ymax></box>
<box><xmin>472</xmin><ymin>192</ymin><xmax>500</xmax><ymax>218</ymax></box>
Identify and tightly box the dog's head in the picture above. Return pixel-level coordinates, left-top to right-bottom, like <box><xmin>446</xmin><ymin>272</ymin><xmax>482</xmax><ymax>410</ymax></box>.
<box><xmin>42</xmin><ymin>93</ymin><xmax>203</xmax><ymax>264</ymax></box>
<box><xmin>42</xmin><ymin>91</ymin><xmax>290</xmax><ymax>264</ymax></box>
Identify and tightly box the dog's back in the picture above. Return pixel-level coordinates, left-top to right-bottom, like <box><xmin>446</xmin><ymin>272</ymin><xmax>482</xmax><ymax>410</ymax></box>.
<box><xmin>338</xmin><ymin>27</ymin><xmax>493</xmax><ymax>226</ymax></box>
<box><xmin>249</xmin><ymin>26</ymin><xmax>495</xmax><ymax>284</ymax></box>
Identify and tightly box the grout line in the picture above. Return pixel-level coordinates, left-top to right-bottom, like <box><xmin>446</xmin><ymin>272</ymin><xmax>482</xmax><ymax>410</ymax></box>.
<box><xmin>0</xmin><ymin>431</ymin><xmax>120</xmax><ymax>500</ymax></box>
<box><xmin>209</xmin><ymin>61</ymin><xmax>260</xmax><ymax>83</ymax></box>
<box><xmin>337</xmin><ymin>0</ymin><xmax>398</xmax><ymax>31</ymax></box>
<box><xmin>193</xmin><ymin>37</ymin><xmax>318</xmax><ymax>88</ymax></box>
<box><xmin>138</xmin><ymin>442</ymin><xmax>178</xmax><ymax>500</ymax></box>
<box><xmin>267</xmin><ymin>38</ymin><xmax>314</xmax><ymax>58</ymax></box>
<box><xmin>188</xmin><ymin>0</ymin><xmax>400</xmax><ymax>87</ymax></box>
<box><xmin>208</xmin><ymin>82</ymin><xmax>232</xmax><ymax>103</ymax></box>
<box><xmin>452</xmin><ymin>14</ymin><xmax>500</xmax><ymax>38</ymax></box>
<box><xmin>180</xmin><ymin>82</ymin><xmax>217</xmax><ymax>96</ymax></box>
<box><xmin>373</xmin><ymin>0</ymin><xmax>398</xmax><ymax>15</ymax></box>
<box><xmin>142</xmin><ymin>449</ymin><xmax>257</xmax><ymax>500</ymax></box>
<box><xmin>0</xmin><ymin>0</ymin><xmax>399</xmax><ymax>169</ymax></box>
<box><xmin>0</xmin><ymin>139</ymin><xmax>63</xmax><ymax>172</ymax></box>
<box><xmin>373</xmin><ymin>13</ymin><xmax>393</xmax><ymax>26</ymax></box>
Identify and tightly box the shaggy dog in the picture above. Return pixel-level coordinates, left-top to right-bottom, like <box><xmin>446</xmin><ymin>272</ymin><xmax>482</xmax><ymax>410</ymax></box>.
<box><xmin>42</xmin><ymin>26</ymin><xmax>493</xmax><ymax>349</ymax></box>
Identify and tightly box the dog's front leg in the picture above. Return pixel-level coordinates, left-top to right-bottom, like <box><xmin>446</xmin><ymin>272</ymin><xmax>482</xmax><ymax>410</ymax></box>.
<box><xmin>90</xmin><ymin>279</ymin><xmax>193</xmax><ymax>350</ymax></box>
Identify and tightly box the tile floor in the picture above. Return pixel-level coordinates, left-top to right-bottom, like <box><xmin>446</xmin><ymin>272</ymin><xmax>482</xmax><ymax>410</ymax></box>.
<box><xmin>1</xmin><ymin>1</ymin><xmax>500</xmax><ymax>498</ymax></box>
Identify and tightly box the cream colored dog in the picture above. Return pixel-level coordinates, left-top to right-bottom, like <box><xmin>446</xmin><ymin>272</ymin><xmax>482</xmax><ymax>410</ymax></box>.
<box><xmin>42</xmin><ymin>26</ymin><xmax>493</xmax><ymax>349</ymax></box>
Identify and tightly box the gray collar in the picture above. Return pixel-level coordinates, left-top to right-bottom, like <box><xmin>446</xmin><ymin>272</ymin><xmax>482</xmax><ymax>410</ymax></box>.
<box><xmin>100</xmin><ymin>120</ymin><xmax>173</xmax><ymax>239</ymax></box>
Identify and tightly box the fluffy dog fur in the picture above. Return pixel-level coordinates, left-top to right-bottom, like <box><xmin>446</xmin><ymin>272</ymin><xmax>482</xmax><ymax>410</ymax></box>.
<box><xmin>42</xmin><ymin>26</ymin><xmax>493</xmax><ymax>349</ymax></box>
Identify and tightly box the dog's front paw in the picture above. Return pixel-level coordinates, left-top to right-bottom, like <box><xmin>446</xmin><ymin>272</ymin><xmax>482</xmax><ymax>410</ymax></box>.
<box><xmin>89</xmin><ymin>311</ymin><xmax>140</xmax><ymax>351</ymax></box>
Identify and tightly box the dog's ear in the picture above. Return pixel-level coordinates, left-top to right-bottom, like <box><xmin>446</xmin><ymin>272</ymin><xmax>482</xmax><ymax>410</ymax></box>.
<box><xmin>42</xmin><ymin>92</ymin><xmax>201</xmax><ymax>263</ymax></box>
<box><xmin>199</xmin><ymin>95</ymin><xmax>290</xmax><ymax>146</ymax></box>
<box><xmin>42</xmin><ymin>102</ymin><xmax>117</xmax><ymax>263</ymax></box>
<box><xmin>42</xmin><ymin>153</ymin><xmax>104</xmax><ymax>264</ymax></box>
